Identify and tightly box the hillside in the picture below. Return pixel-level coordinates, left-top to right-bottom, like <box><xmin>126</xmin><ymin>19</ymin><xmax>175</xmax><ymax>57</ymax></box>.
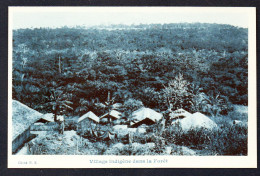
<box><xmin>12</xmin><ymin>23</ymin><xmax>248</xmax><ymax>118</ymax></box>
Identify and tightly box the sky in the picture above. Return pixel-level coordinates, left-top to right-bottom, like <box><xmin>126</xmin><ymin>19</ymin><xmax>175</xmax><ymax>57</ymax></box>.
<box><xmin>10</xmin><ymin>7</ymin><xmax>252</xmax><ymax>29</ymax></box>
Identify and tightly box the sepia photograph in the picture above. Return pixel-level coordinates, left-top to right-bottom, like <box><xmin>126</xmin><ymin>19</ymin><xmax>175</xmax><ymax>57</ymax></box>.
<box><xmin>8</xmin><ymin>7</ymin><xmax>256</xmax><ymax>168</ymax></box>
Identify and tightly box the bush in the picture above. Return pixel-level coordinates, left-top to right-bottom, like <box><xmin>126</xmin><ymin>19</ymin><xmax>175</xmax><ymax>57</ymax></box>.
<box><xmin>208</xmin><ymin>124</ymin><xmax>247</xmax><ymax>155</ymax></box>
<box><xmin>122</xmin><ymin>98</ymin><xmax>144</xmax><ymax>121</ymax></box>
<box><xmin>64</xmin><ymin>119</ymin><xmax>77</xmax><ymax>131</ymax></box>
<box><xmin>104</xmin><ymin>142</ymin><xmax>154</xmax><ymax>155</ymax></box>
<box><xmin>78</xmin><ymin>141</ymin><xmax>108</xmax><ymax>155</ymax></box>
<box><xmin>163</xmin><ymin>123</ymin><xmax>247</xmax><ymax>155</ymax></box>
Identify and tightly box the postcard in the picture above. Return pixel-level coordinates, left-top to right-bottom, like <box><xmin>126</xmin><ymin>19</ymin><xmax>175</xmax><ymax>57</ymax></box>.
<box><xmin>8</xmin><ymin>7</ymin><xmax>256</xmax><ymax>168</ymax></box>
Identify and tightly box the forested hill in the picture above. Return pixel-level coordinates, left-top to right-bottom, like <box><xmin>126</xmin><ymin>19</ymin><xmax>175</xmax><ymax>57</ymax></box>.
<box><xmin>12</xmin><ymin>23</ymin><xmax>248</xmax><ymax>117</ymax></box>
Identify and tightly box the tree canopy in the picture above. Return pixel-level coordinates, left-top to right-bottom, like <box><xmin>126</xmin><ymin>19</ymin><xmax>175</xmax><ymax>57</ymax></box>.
<box><xmin>12</xmin><ymin>23</ymin><xmax>248</xmax><ymax>117</ymax></box>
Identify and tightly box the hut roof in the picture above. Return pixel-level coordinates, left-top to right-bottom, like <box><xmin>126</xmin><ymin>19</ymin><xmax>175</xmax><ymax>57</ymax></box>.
<box><xmin>132</xmin><ymin>107</ymin><xmax>163</xmax><ymax>123</ymax></box>
<box><xmin>12</xmin><ymin>100</ymin><xmax>43</xmax><ymax>139</ymax></box>
<box><xmin>78</xmin><ymin>111</ymin><xmax>99</xmax><ymax>123</ymax></box>
<box><xmin>172</xmin><ymin>112</ymin><xmax>217</xmax><ymax>131</ymax></box>
<box><xmin>169</xmin><ymin>108</ymin><xmax>192</xmax><ymax>119</ymax></box>
<box><xmin>131</xmin><ymin>118</ymin><xmax>156</xmax><ymax>128</ymax></box>
<box><xmin>100</xmin><ymin>110</ymin><xmax>121</xmax><ymax>120</ymax></box>
<box><xmin>40</xmin><ymin>113</ymin><xmax>54</xmax><ymax>122</ymax></box>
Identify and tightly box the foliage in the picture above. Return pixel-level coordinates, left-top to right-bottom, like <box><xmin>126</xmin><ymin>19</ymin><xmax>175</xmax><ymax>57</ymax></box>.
<box><xmin>163</xmin><ymin>73</ymin><xmax>191</xmax><ymax>111</ymax></box>
<box><xmin>122</xmin><ymin>98</ymin><xmax>144</xmax><ymax>123</ymax></box>
<box><xmin>13</xmin><ymin>23</ymin><xmax>248</xmax><ymax>117</ymax></box>
<box><xmin>13</xmin><ymin>23</ymin><xmax>248</xmax><ymax>156</ymax></box>
<box><xmin>64</xmin><ymin>119</ymin><xmax>78</xmax><ymax>131</ymax></box>
<box><xmin>204</xmin><ymin>91</ymin><xmax>233</xmax><ymax>116</ymax></box>
<box><xmin>43</xmin><ymin>87</ymin><xmax>73</xmax><ymax>121</ymax></box>
<box><xmin>104</xmin><ymin>143</ymin><xmax>154</xmax><ymax>155</ymax></box>
<box><xmin>163</xmin><ymin>122</ymin><xmax>247</xmax><ymax>155</ymax></box>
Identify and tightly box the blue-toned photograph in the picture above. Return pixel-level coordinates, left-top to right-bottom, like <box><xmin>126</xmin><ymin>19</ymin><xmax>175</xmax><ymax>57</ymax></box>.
<box><xmin>11</xmin><ymin>7</ymin><xmax>249</xmax><ymax>156</ymax></box>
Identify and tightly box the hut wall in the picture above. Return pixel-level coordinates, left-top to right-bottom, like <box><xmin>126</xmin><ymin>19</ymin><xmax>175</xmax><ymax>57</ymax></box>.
<box><xmin>31</xmin><ymin>122</ymin><xmax>58</xmax><ymax>131</ymax></box>
<box><xmin>12</xmin><ymin>127</ymin><xmax>31</xmax><ymax>154</ymax></box>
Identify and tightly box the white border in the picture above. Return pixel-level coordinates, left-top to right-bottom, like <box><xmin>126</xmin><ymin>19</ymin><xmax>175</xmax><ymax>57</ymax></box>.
<box><xmin>8</xmin><ymin>7</ymin><xmax>257</xmax><ymax>168</ymax></box>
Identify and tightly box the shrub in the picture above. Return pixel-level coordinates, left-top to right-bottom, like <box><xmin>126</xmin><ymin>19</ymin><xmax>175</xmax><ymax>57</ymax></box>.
<box><xmin>104</xmin><ymin>142</ymin><xmax>154</xmax><ymax>155</ymax></box>
<box><xmin>227</xmin><ymin>110</ymin><xmax>248</xmax><ymax>121</ymax></box>
<box><xmin>163</xmin><ymin>123</ymin><xmax>247</xmax><ymax>155</ymax></box>
<box><xmin>78</xmin><ymin>141</ymin><xmax>108</xmax><ymax>155</ymax></box>
<box><xmin>122</xmin><ymin>98</ymin><xmax>144</xmax><ymax>123</ymax></box>
<box><xmin>64</xmin><ymin>119</ymin><xmax>77</xmax><ymax>131</ymax></box>
<box><xmin>208</xmin><ymin>124</ymin><xmax>247</xmax><ymax>155</ymax></box>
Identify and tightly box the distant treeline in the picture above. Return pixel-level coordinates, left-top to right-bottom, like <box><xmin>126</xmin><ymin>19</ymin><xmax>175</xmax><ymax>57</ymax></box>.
<box><xmin>12</xmin><ymin>23</ymin><xmax>248</xmax><ymax>117</ymax></box>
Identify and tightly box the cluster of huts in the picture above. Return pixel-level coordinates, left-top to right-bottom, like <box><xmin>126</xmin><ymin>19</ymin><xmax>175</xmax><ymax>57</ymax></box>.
<box><xmin>12</xmin><ymin>99</ymin><xmax>217</xmax><ymax>154</ymax></box>
<box><xmin>77</xmin><ymin>107</ymin><xmax>163</xmax><ymax>129</ymax></box>
<box><xmin>77</xmin><ymin>106</ymin><xmax>218</xmax><ymax>134</ymax></box>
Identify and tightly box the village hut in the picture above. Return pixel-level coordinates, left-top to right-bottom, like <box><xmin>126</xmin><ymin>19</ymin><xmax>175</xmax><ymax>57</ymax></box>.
<box><xmin>35</xmin><ymin>113</ymin><xmax>54</xmax><ymax>124</ymax></box>
<box><xmin>99</xmin><ymin>110</ymin><xmax>122</xmax><ymax>124</ymax></box>
<box><xmin>172</xmin><ymin>112</ymin><xmax>218</xmax><ymax>131</ymax></box>
<box><xmin>130</xmin><ymin>107</ymin><xmax>163</xmax><ymax>128</ymax></box>
<box><xmin>12</xmin><ymin>100</ymin><xmax>43</xmax><ymax>153</ymax></box>
<box><xmin>31</xmin><ymin>113</ymin><xmax>56</xmax><ymax>132</ymax></box>
<box><xmin>78</xmin><ymin>111</ymin><xmax>99</xmax><ymax>123</ymax></box>
<box><xmin>77</xmin><ymin>111</ymin><xmax>99</xmax><ymax>133</ymax></box>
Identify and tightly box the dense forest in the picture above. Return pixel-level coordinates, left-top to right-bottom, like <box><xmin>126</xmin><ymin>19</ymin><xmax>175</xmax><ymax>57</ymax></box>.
<box><xmin>12</xmin><ymin>23</ymin><xmax>248</xmax><ymax>119</ymax></box>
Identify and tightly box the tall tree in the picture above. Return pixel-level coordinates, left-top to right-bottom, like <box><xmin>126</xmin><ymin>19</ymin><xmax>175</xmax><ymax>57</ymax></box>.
<box><xmin>163</xmin><ymin>73</ymin><xmax>190</xmax><ymax>111</ymax></box>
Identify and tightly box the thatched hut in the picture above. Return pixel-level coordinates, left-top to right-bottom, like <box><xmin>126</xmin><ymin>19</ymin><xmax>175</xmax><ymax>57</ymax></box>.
<box><xmin>171</xmin><ymin>112</ymin><xmax>218</xmax><ymax>131</ymax></box>
<box><xmin>78</xmin><ymin>111</ymin><xmax>99</xmax><ymax>124</ymax></box>
<box><xmin>31</xmin><ymin>113</ymin><xmax>58</xmax><ymax>132</ymax></box>
<box><xmin>130</xmin><ymin>107</ymin><xmax>163</xmax><ymax>128</ymax></box>
<box><xmin>99</xmin><ymin>110</ymin><xmax>122</xmax><ymax>124</ymax></box>
<box><xmin>77</xmin><ymin>111</ymin><xmax>99</xmax><ymax>134</ymax></box>
<box><xmin>12</xmin><ymin>100</ymin><xmax>43</xmax><ymax>154</ymax></box>
<box><xmin>35</xmin><ymin>113</ymin><xmax>54</xmax><ymax>123</ymax></box>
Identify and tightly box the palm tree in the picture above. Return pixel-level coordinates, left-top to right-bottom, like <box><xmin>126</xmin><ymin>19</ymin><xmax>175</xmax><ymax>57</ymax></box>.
<box><xmin>44</xmin><ymin>87</ymin><xmax>73</xmax><ymax>122</ymax></box>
